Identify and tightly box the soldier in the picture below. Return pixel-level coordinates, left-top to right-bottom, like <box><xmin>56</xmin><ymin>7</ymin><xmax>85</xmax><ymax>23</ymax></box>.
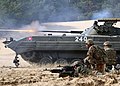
<box><xmin>93</xmin><ymin>21</ymin><xmax>99</xmax><ymax>28</ymax></box>
<box><xmin>84</xmin><ymin>39</ymin><xmax>106</xmax><ymax>74</ymax></box>
<box><xmin>71</xmin><ymin>61</ymin><xmax>83</xmax><ymax>76</ymax></box>
<box><xmin>103</xmin><ymin>41</ymin><xmax>116</xmax><ymax>71</ymax></box>
<box><xmin>72</xmin><ymin>61</ymin><xmax>91</xmax><ymax>75</ymax></box>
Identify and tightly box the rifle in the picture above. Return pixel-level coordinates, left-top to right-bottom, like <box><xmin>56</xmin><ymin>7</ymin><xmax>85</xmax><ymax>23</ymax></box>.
<box><xmin>44</xmin><ymin>68</ymin><xmax>63</xmax><ymax>73</ymax></box>
<box><xmin>44</xmin><ymin>66</ymin><xmax>76</xmax><ymax>77</ymax></box>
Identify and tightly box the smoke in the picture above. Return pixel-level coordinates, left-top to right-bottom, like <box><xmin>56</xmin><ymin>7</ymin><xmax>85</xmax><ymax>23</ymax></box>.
<box><xmin>92</xmin><ymin>9</ymin><xmax>113</xmax><ymax>19</ymax></box>
<box><xmin>20</xmin><ymin>21</ymin><xmax>46</xmax><ymax>31</ymax></box>
<box><xmin>15</xmin><ymin>21</ymin><xmax>47</xmax><ymax>37</ymax></box>
<box><xmin>0</xmin><ymin>21</ymin><xmax>47</xmax><ymax>39</ymax></box>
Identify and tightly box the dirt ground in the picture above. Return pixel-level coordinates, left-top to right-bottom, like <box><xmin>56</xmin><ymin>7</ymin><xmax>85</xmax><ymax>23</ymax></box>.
<box><xmin>0</xmin><ymin>67</ymin><xmax>120</xmax><ymax>86</ymax></box>
<box><xmin>0</xmin><ymin>21</ymin><xmax>120</xmax><ymax>86</ymax></box>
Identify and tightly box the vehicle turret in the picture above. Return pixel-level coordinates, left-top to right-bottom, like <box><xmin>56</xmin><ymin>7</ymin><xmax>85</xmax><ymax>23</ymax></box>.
<box><xmin>93</xmin><ymin>18</ymin><xmax>120</xmax><ymax>35</ymax></box>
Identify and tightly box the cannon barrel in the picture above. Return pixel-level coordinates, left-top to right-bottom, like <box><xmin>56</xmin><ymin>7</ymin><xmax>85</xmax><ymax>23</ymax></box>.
<box><xmin>41</xmin><ymin>30</ymin><xmax>83</xmax><ymax>34</ymax></box>
<box><xmin>98</xmin><ymin>18</ymin><xmax>120</xmax><ymax>22</ymax></box>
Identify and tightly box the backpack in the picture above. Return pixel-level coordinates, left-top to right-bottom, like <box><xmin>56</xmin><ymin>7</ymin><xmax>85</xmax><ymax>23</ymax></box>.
<box><xmin>93</xmin><ymin>45</ymin><xmax>108</xmax><ymax>63</ymax></box>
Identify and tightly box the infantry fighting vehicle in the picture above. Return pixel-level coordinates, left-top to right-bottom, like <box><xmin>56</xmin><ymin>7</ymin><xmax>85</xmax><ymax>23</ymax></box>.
<box><xmin>3</xmin><ymin>18</ymin><xmax>120</xmax><ymax>65</ymax></box>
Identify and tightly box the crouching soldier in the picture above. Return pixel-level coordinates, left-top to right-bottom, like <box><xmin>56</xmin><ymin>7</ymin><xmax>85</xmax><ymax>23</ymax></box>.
<box><xmin>13</xmin><ymin>56</ymin><xmax>20</xmax><ymax>67</ymax></box>
<box><xmin>103</xmin><ymin>41</ymin><xmax>116</xmax><ymax>71</ymax></box>
<box><xmin>84</xmin><ymin>39</ymin><xmax>107</xmax><ymax>75</ymax></box>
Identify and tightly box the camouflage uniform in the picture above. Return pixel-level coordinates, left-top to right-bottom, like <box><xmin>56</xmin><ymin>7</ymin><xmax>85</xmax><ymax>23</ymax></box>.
<box><xmin>71</xmin><ymin>61</ymin><xmax>82</xmax><ymax>76</ymax></box>
<box><xmin>103</xmin><ymin>41</ymin><xmax>116</xmax><ymax>70</ymax></box>
<box><xmin>84</xmin><ymin>39</ymin><xmax>106</xmax><ymax>74</ymax></box>
<box><xmin>71</xmin><ymin>61</ymin><xmax>90</xmax><ymax>75</ymax></box>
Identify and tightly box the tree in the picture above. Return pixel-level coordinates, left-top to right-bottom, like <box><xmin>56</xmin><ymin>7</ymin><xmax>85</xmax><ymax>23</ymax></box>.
<box><xmin>0</xmin><ymin>0</ymin><xmax>120</xmax><ymax>27</ymax></box>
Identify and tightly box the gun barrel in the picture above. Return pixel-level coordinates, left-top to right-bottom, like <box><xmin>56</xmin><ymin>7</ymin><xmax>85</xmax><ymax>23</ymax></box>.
<box><xmin>50</xmin><ymin>69</ymin><xmax>63</xmax><ymax>73</ymax></box>
<box><xmin>41</xmin><ymin>31</ymin><xmax>82</xmax><ymax>34</ymax></box>
<box><xmin>98</xmin><ymin>18</ymin><xmax>120</xmax><ymax>22</ymax></box>
<box><xmin>44</xmin><ymin>68</ymin><xmax>63</xmax><ymax>73</ymax></box>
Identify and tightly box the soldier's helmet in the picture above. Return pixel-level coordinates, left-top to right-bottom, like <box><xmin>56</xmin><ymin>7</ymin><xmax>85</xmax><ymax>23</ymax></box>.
<box><xmin>103</xmin><ymin>41</ymin><xmax>112</xmax><ymax>46</ymax></box>
<box><xmin>85</xmin><ymin>39</ymin><xmax>94</xmax><ymax>45</ymax></box>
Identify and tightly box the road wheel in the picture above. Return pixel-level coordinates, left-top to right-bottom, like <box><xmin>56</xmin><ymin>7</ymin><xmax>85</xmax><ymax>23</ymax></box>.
<box><xmin>71</xmin><ymin>59</ymin><xmax>82</xmax><ymax>64</ymax></box>
<box><xmin>54</xmin><ymin>59</ymin><xmax>68</xmax><ymax>66</ymax></box>
<box><xmin>21</xmin><ymin>51</ymin><xmax>35</xmax><ymax>61</ymax></box>
<box><xmin>39</xmin><ymin>57</ymin><xmax>52</xmax><ymax>66</ymax></box>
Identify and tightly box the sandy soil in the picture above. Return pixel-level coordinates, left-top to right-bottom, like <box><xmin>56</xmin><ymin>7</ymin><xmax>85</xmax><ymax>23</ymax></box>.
<box><xmin>0</xmin><ymin>21</ymin><xmax>120</xmax><ymax>86</ymax></box>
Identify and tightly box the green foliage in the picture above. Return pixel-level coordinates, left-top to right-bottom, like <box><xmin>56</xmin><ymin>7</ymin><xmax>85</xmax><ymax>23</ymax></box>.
<box><xmin>0</xmin><ymin>0</ymin><xmax>120</xmax><ymax>27</ymax></box>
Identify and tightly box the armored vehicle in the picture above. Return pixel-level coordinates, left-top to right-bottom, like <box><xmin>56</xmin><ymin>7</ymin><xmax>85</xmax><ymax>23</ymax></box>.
<box><xmin>3</xmin><ymin>18</ymin><xmax>120</xmax><ymax>65</ymax></box>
